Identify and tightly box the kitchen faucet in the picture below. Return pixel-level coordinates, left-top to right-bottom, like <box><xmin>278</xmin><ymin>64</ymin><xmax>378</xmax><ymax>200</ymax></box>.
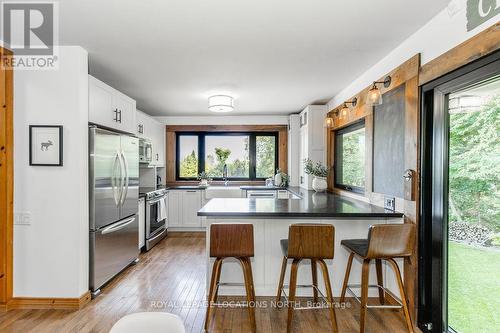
<box><xmin>223</xmin><ymin>163</ymin><xmax>228</xmax><ymax>186</ymax></box>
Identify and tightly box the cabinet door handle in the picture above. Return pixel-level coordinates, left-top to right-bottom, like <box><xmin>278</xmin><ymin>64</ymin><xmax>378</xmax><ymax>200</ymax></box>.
<box><xmin>186</xmin><ymin>190</ymin><xmax>197</xmax><ymax>193</ymax></box>
<box><xmin>156</xmin><ymin>153</ymin><xmax>159</xmax><ymax>161</ymax></box>
<box><xmin>113</xmin><ymin>108</ymin><xmax>118</xmax><ymax>122</ymax></box>
<box><xmin>118</xmin><ymin>109</ymin><xmax>122</xmax><ymax>123</ymax></box>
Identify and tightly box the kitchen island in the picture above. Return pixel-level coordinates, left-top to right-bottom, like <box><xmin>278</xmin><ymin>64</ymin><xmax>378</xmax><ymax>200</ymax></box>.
<box><xmin>198</xmin><ymin>189</ymin><xmax>405</xmax><ymax>298</ymax></box>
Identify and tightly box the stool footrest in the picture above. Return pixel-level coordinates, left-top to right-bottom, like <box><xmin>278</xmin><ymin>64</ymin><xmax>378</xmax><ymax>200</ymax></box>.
<box><xmin>346</xmin><ymin>284</ymin><xmax>403</xmax><ymax>309</ymax></box>
<box><xmin>280</xmin><ymin>284</ymin><xmax>331</xmax><ymax>311</ymax></box>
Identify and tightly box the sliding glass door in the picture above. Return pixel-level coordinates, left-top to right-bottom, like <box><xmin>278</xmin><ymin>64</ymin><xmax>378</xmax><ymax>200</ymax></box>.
<box><xmin>420</xmin><ymin>51</ymin><xmax>500</xmax><ymax>333</ymax></box>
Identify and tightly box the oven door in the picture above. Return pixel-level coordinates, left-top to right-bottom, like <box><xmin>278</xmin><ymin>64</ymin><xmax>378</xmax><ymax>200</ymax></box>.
<box><xmin>145</xmin><ymin>197</ymin><xmax>166</xmax><ymax>239</ymax></box>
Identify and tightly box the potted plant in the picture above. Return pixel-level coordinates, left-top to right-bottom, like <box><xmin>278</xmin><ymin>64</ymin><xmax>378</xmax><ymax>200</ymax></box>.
<box><xmin>197</xmin><ymin>171</ymin><xmax>212</xmax><ymax>186</ymax></box>
<box><xmin>303</xmin><ymin>158</ymin><xmax>329</xmax><ymax>192</ymax></box>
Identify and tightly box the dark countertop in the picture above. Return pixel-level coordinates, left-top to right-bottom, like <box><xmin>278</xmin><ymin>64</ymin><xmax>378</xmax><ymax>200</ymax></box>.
<box><xmin>240</xmin><ymin>186</ymin><xmax>288</xmax><ymax>191</ymax></box>
<box><xmin>198</xmin><ymin>187</ymin><xmax>403</xmax><ymax>219</ymax></box>
<box><xmin>166</xmin><ymin>185</ymin><xmax>208</xmax><ymax>190</ymax></box>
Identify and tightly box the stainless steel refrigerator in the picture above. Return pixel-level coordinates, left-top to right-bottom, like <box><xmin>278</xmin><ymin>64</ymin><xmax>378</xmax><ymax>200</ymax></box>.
<box><xmin>89</xmin><ymin>126</ymin><xmax>140</xmax><ymax>296</ymax></box>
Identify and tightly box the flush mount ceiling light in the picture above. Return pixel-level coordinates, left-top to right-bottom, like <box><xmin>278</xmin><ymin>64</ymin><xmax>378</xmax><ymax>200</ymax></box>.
<box><xmin>366</xmin><ymin>76</ymin><xmax>392</xmax><ymax>106</ymax></box>
<box><xmin>341</xmin><ymin>97</ymin><xmax>358</xmax><ymax>117</ymax></box>
<box><xmin>208</xmin><ymin>95</ymin><xmax>234</xmax><ymax>113</ymax></box>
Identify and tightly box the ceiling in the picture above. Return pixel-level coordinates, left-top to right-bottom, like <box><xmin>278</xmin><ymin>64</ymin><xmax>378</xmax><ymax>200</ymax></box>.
<box><xmin>59</xmin><ymin>0</ymin><xmax>450</xmax><ymax>116</ymax></box>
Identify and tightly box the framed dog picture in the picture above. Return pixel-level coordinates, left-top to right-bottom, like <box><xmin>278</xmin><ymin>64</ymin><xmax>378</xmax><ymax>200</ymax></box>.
<box><xmin>29</xmin><ymin>125</ymin><xmax>63</xmax><ymax>166</ymax></box>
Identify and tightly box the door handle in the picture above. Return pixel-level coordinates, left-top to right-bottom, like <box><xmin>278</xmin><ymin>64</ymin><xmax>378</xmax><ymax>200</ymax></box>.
<box><xmin>120</xmin><ymin>151</ymin><xmax>129</xmax><ymax>206</ymax></box>
<box><xmin>102</xmin><ymin>217</ymin><xmax>135</xmax><ymax>235</ymax></box>
<box><xmin>402</xmin><ymin>170</ymin><xmax>413</xmax><ymax>181</ymax></box>
<box><xmin>111</xmin><ymin>152</ymin><xmax>121</xmax><ymax>207</ymax></box>
<box><xmin>116</xmin><ymin>150</ymin><xmax>124</xmax><ymax>205</ymax></box>
<box><xmin>113</xmin><ymin>108</ymin><xmax>118</xmax><ymax>122</ymax></box>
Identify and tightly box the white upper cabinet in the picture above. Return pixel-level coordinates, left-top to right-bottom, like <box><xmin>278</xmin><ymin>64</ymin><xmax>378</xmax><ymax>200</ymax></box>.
<box><xmin>298</xmin><ymin>105</ymin><xmax>328</xmax><ymax>190</ymax></box>
<box><xmin>89</xmin><ymin>75</ymin><xmax>136</xmax><ymax>134</ymax></box>
<box><xmin>136</xmin><ymin>109</ymin><xmax>165</xmax><ymax>167</ymax></box>
<box><xmin>151</xmin><ymin>118</ymin><xmax>165</xmax><ymax>167</ymax></box>
<box><xmin>136</xmin><ymin>109</ymin><xmax>148</xmax><ymax>138</ymax></box>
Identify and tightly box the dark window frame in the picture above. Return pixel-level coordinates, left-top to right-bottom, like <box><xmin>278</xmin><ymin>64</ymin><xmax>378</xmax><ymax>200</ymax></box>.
<box><xmin>334</xmin><ymin>119</ymin><xmax>366</xmax><ymax>194</ymax></box>
<box><xmin>419</xmin><ymin>50</ymin><xmax>500</xmax><ymax>333</ymax></box>
<box><xmin>176</xmin><ymin>131</ymin><xmax>279</xmax><ymax>181</ymax></box>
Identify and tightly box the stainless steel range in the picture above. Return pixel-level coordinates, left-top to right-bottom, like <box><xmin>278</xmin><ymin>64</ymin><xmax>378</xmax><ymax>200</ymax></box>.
<box><xmin>139</xmin><ymin>187</ymin><xmax>168</xmax><ymax>251</ymax></box>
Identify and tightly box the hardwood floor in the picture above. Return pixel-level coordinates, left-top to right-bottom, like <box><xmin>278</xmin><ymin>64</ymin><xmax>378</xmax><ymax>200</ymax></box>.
<box><xmin>0</xmin><ymin>233</ymin><xmax>411</xmax><ymax>332</ymax></box>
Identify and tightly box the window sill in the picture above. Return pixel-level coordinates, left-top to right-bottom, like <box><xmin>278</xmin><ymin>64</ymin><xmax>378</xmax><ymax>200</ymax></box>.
<box><xmin>332</xmin><ymin>187</ymin><xmax>369</xmax><ymax>203</ymax></box>
<box><xmin>167</xmin><ymin>180</ymin><xmax>266</xmax><ymax>187</ymax></box>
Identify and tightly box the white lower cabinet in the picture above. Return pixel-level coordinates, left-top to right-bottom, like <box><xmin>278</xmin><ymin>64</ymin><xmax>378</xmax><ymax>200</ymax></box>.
<box><xmin>167</xmin><ymin>191</ymin><xmax>182</xmax><ymax>227</ymax></box>
<box><xmin>168</xmin><ymin>190</ymin><xmax>202</xmax><ymax>229</ymax></box>
<box><xmin>182</xmin><ymin>190</ymin><xmax>202</xmax><ymax>227</ymax></box>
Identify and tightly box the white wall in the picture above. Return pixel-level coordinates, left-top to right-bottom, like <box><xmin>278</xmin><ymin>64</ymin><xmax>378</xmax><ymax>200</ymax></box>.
<box><xmin>154</xmin><ymin>115</ymin><xmax>289</xmax><ymax>125</ymax></box>
<box><xmin>13</xmin><ymin>46</ymin><xmax>89</xmax><ymax>298</ymax></box>
<box><xmin>328</xmin><ymin>0</ymin><xmax>500</xmax><ymax>108</ymax></box>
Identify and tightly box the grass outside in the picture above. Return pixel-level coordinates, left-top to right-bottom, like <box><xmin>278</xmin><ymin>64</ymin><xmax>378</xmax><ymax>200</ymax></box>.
<box><xmin>448</xmin><ymin>241</ymin><xmax>500</xmax><ymax>333</ymax></box>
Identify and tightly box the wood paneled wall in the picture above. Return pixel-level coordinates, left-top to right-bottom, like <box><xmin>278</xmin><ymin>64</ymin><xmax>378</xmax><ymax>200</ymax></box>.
<box><xmin>165</xmin><ymin>125</ymin><xmax>288</xmax><ymax>184</ymax></box>
<box><xmin>326</xmin><ymin>54</ymin><xmax>421</xmax><ymax>317</ymax></box>
<box><xmin>419</xmin><ymin>22</ymin><xmax>500</xmax><ymax>85</ymax></box>
<box><xmin>0</xmin><ymin>47</ymin><xmax>14</xmax><ymax>308</ymax></box>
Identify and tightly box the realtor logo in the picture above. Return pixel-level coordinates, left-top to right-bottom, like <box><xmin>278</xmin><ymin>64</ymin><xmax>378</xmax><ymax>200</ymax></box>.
<box><xmin>1</xmin><ymin>1</ymin><xmax>59</xmax><ymax>69</ymax></box>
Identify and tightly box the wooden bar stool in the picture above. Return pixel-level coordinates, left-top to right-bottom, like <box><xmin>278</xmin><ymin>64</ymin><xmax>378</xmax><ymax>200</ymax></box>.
<box><xmin>340</xmin><ymin>223</ymin><xmax>416</xmax><ymax>333</ymax></box>
<box><xmin>204</xmin><ymin>224</ymin><xmax>256</xmax><ymax>332</ymax></box>
<box><xmin>276</xmin><ymin>224</ymin><xmax>338</xmax><ymax>333</ymax></box>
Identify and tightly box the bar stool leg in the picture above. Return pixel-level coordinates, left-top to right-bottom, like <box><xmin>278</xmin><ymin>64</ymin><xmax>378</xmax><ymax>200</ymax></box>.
<box><xmin>387</xmin><ymin>259</ymin><xmax>414</xmax><ymax>333</ymax></box>
<box><xmin>340</xmin><ymin>252</ymin><xmax>354</xmax><ymax>303</ymax></box>
<box><xmin>276</xmin><ymin>256</ymin><xmax>287</xmax><ymax>303</ymax></box>
<box><xmin>359</xmin><ymin>259</ymin><xmax>371</xmax><ymax>333</ymax></box>
<box><xmin>286</xmin><ymin>259</ymin><xmax>300</xmax><ymax>333</ymax></box>
<box><xmin>311</xmin><ymin>259</ymin><xmax>319</xmax><ymax>303</ymax></box>
<box><xmin>317</xmin><ymin>259</ymin><xmax>339</xmax><ymax>333</ymax></box>
<box><xmin>375</xmin><ymin>259</ymin><xmax>385</xmax><ymax>304</ymax></box>
<box><xmin>239</xmin><ymin>258</ymin><xmax>256</xmax><ymax>333</ymax></box>
<box><xmin>204</xmin><ymin>258</ymin><xmax>223</xmax><ymax>332</ymax></box>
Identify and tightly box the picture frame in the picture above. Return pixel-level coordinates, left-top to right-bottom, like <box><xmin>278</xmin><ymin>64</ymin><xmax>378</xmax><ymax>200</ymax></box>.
<box><xmin>29</xmin><ymin>125</ymin><xmax>63</xmax><ymax>166</ymax></box>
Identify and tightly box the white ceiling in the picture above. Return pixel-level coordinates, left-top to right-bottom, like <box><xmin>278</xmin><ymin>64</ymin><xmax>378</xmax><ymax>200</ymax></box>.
<box><xmin>59</xmin><ymin>0</ymin><xmax>450</xmax><ymax>116</ymax></box>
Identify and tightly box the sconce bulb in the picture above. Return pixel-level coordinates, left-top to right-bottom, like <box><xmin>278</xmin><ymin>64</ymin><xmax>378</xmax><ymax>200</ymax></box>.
<box><xmin>324</xmin><ymin>117</ymin><xmax>334</xmax><ymax>128</ymax></box>
<box><xmin>367</xmin><ymin>85</ymin><xmax>383</xmax><ymax>106</ymax></box>
<box><xmin>342</xmin><ymin>108</ymin><xmax>347</xmax><ymax>117</ymax></box>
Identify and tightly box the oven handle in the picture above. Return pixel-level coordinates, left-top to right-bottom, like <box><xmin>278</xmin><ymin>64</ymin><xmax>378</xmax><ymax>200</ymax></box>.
<box><xmin>147</xmin><ymin>196</ymin><xmax>166</xmax><ymax>205</ymax></box>
<box><xmin>148</xmin><ymin>227</ymin><xmax>166</xmax><ymax>242</ymax></box>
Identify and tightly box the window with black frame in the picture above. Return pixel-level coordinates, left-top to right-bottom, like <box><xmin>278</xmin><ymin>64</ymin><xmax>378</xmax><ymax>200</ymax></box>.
<box><xmin>334</xmin><ymin>120</ymin><xmax>366</xmax><ymax>193</ymax></box>
<box><xmin>176</xmin><ymin>132</ymin><xmax>278</xmax><ymax>181</ymax></box>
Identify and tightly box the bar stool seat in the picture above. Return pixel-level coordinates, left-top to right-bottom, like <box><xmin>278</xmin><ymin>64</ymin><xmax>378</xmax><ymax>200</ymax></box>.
<box><xmin>280</xmin><ymin>239</ymin><xmax>289</xmax><ymax>255</ymax></box>
<box><xmin>276</xmin><ymin>224</ymin><xmax>338</xmax><ymax>333</ymax></box>
<box><xmin>340</xmin><ymin>224</ymin><xmax>416</xmax><ymax>333</ymax></box>
<box><xmin>204</xmin><ymin>224</ymin><xmax>256</xmax><ymax>333</ymax></box>
<box><xmin>340</xmin><ymin>239</ymin><xmax>368</xmax><ymax>257</ymax></box>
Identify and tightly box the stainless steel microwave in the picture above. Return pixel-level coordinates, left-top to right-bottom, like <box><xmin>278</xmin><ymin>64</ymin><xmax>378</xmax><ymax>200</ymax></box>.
<box><xmin>139</xmin><ymin>138</ymin><xmax>152</xmax><ymax>164</ymax></box>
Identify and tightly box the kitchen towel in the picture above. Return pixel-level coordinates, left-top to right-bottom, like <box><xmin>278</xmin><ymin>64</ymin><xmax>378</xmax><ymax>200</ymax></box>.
<box><xmin>158</xmin><ymin>196</ymin><xmax>167</xmax><ymax>222</ymax></box>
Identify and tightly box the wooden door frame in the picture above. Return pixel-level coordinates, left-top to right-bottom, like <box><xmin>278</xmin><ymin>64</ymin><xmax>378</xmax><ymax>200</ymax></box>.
<box><xmin>0</xmin><ymin>46</ymin><xmax>14</xmax><ymax>309</ymax></box>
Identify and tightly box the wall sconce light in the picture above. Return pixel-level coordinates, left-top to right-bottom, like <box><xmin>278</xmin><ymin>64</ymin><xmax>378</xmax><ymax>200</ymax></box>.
<box><xmin>324</xmin><ymin>116</ymin><xmax>334</xmax><ymax>128</ymax></box>
<box><xmin>341</xmin><ymin>97</ymin><xmax>357</xmax><ymax>117</ymax></box>
<box><xmin>367</xmin><ymin>76</ymin><xmax>391</xmax><ymax>106</ymax></box>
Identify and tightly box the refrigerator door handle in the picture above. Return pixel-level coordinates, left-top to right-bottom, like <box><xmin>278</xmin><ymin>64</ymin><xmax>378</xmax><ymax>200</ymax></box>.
<box><xmin>117</xmin><ymin>149</ymin><xmax>125</xmax><ymax>206</ymax></box>
<box><xmin>119</xmin><ymin>150</ymin><xmax>129</xmax><ymax>206</ymax></box>
<box><xmin>101</xmin><ymin>216</ymin><xmax>136</xmax><ymax>235</ymax></box>
<box><xmin>111</xmin><ymin>152</ymin><xmax>121</xmax><ymax>207</ymax></box>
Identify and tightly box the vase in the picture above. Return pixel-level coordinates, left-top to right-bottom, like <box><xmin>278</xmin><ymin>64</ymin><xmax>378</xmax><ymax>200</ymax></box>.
<box><xmin>312</xmin><ymin>176</ymin><xmax>327</xmax><ymax>192</ymax></box>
